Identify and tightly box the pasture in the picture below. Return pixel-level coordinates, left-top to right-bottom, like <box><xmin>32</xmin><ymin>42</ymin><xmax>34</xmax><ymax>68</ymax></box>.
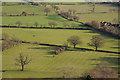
<box><xmin>2</xmin><ymin>43</ymin><xmax>119</xmax><ymax>78</ymax></box>
<box><xmin>2</xmin><ymin>2</ymin><xmax>119</xmax><ymax>78</ymax></box>
<box><xmin>58</xmin><ymin>4</ymin><xmax>118</xmax><ymax>23</ymax></box>
<box><xmin>2</xmin><ymin>5</ymin><xmax>80</xmax><ymax>28</ymax></box>
<box><xmin>2</xmin><ymin>28</ymin><xmax>119</xmax><ymax>52</ymax></box>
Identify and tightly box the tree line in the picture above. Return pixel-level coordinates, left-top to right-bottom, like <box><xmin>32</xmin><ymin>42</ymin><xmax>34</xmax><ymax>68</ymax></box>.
<box><xmin>3</xmin><ymin>21</ymin><xmax>79</xmax><ymax>28</ymax></box>
<box><xmin>66</xmin><ymin>35</ymin><xmax>105</xmax><ymax>51</ymax></box>
<box><xmin>86</xmin><ymin>20</ymin><xmax>120</xmax><ymax>38</ymax></box>
<box><xmin>2</xmin><ymin>33</ymin><xmax>20</xmax><ymax>51</ymax></box>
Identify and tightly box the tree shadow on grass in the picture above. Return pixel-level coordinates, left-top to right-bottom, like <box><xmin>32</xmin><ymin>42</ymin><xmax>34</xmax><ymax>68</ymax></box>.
<box><xmin>84</xmin><ymin>29</ymin><xmax>119</xmax><ymax>39</ymax></box>
<box><xmin>44</xmin><ymin>51</ymin><xmax>56</xmax><ymax>57</ymax></box>
<box><xmin>66</xmin><ymin>48</ymin><xmax>87</xmax><ymax>52</ymax></box>
<box><xmin>110</xmin><ymin>47</ymin><xmax>120</xmax><ymax>49</ymax></box>
<box><xmin>28</xmin><ymin>46</ymin><xmax>59</xmax><ymax>50</ymax></box>
<box><xmin>47</xmin><ymin>15</ymin><xmax>66</xmax><ymax>22</ymax></box>
<box><xmin>48</xmin><ymin>51</ymin><xmax>55</xmax><ymax>55</ymax></box>
<box><xmin>89</xmin><ymin>56</ymin><xmax>120</xmax><ymax>75</ymax></box>
<box><xmin>2</xmin><ymin>69</ymin><xmax>25</xmax><ymax>72</ymax></box>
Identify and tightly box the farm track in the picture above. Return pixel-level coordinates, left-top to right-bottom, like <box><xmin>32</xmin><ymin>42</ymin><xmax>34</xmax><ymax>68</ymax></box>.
<box><xmin>2</xmin><ymin>39</ymin><xmax>119</xmax><ymax>54</ymax></box>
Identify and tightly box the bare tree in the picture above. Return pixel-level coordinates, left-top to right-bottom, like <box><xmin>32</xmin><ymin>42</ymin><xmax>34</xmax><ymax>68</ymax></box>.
<box><xmin>68</xmin><ymin>9</ymin><xmax>72</xmax><ymax>15</ymax></box>
<box><xmin>67</xmin><ymin>36</ymin><xmax>82</xmax><ymax>48</ymax></box>
<box><xmin>63</xmin><ymin>42</ymin><xmax>69</xmax><ymax>50</ymax></box>
<box><xmin>89</xmin><ymin>3</ymin><xmax>95</xmax><ymax>13</ymax></box>
<box><xmin>2</xmin><ymin>34</ymin><xmax>19</xmax><ymax>51</ymax></box>
<box><xmin>63</xmin><ymin>22</ymin><xmax>70</xmax><ymax>27</ymax></box>
<box><xmin>88</xmin><ymin>35</ymin><xmax>105</xmax><ymax>51</ymax></box>
<box><xmin>15</xmin><ymin>53</ymin><xmax>31</xmax><ymax>71</ymax></box>
<box><xmin>53</xmin><ymin>6</ymin><xmax>60</xmax><ymax>11</ymax></box>
<box><xmin>72</xmin><ymin>15</ymin><xmax>79</xmax><ymax>22</ymax></box>
<box><xmin>2</xmin><ymin>2</ymin><xmax>7</xmax><ymax>6</ymax></box>
<box><xmin>72</xmin><ymin>9</ymin><xmax>76</xmax><ymax>14</ymax></box>
<box><xmin>90</xmin><ymin>20</ymin><xmax>101</xmax><ymax>29</ymax></box>
<box><xmin>34</xmin><ymin>22</ymin><xmax>39</xmax><ymax>27</ymax></box>
<box><xmin>48</xmin><ymin>21</ymin><xmax>58</xmax><ymax>27</ymax></box>
<box><xmin>44</xmin><ymin>8</ymin><xmax>51</xmax><ymax>16</ymax></box>
<box><xmin>2</xmin><ymin>33</ymin><xmax>9</xmax><ymax>40</ymax></box>
<box><xmin>41</xmin><ymin>2</ymin><xmax>47</xmax><ymax>7</ymax></box>
<box><xmin>16</xmin><ymin>21</ymin><xmax>22</xmax><ymax>27</ymax></box>
<box><xmin>70</xmin><ymin>23</ymin><xmax>76</xmax><ymax>28</ymax></box>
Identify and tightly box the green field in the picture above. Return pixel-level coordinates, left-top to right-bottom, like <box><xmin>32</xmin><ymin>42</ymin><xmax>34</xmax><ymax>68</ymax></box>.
<box><xmin>58</xmin><ymin>4</ymin><xmax>118</xmax><ymax>23</ymax></box>
<box><xmin>2</xmin><ymin>5</ymin><xmax>80</xmax><ymax>28</ymax></box>
<box><xmin>2</xmin><ymin>2</ymin><xmax>119</xmax><ymax>78</ymax></box>
<box><xmin>2</xmin><ymin>43</ymin><xmax>119</xmax><ymax>78</ymax></box>
<box><xmin>2</xmin><ymin>28</ymin><xmax>119</xmax><ymax>52</ymax></box>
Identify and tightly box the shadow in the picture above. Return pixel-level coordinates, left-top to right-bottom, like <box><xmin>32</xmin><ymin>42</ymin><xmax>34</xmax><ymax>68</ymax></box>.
<box><xmin>66</xmin><ymin>48</ymin><xmax>86</xmax><ymax>52</ymax></box>
<box><xmin>100</xmin><ymin>57</ymin><xmax>119</xmax><ymax>66</ymax></box>
<box><xmin>84</xmin><ymin>28</ymin><xmax>120</xmax><ymax>39</ymax></box>
<box><xmin>2</xmin><ymin>78</ymin><xmax>85</xmax><ymax>80</ymax></box>
<box><xmin>28</xmin><ymin>46</ymin><xmax>59</xmax><ymax>50</ymax></box>
<box><xmin>47</xmin><ymin>15</ymin><xmax>66</xmax><ymax>22</ymax></box>
<box><xmin>89</xmin><ymin>56</ymin><xmax>120</xmax><ymax>75</ymax></box>
<box><xmin>1</xmin><ymin>26</ymin><xmax>91</xmax><ymax>30</ymax></box>
<box><xmin>110</xmin><ymin>47</ymin><xmax>120</xmax><ymax>49</ymax></box>
<box><xmin>44</xmin><ymin>55</ymin><xmax>55</xmax><ymax>57</ymax></box>
<box><xmin>2</xmin><ymin>69</ymin><xmax>23</xmax><ymax>72</ymax></box>
<box><xmin>48</xmin><ymin>51</ymin><xmax>55</xmax><ymax>55</ymax></box>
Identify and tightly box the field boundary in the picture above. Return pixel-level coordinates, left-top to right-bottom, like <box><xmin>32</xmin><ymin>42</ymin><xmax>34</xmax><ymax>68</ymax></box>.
<box><xmin>21</xmin><ymin>41</ymin><xmax>120</xmax><ymax>54</ymax></box>
<box><xmin>2</xmin><ymin>39</ymin><xmax>119</xmax><ymax>54</ymax></box>
<box><xmin>1</xmin><ymin>26</ymin><xmax>91</xmax><ymax>30</ymax></box>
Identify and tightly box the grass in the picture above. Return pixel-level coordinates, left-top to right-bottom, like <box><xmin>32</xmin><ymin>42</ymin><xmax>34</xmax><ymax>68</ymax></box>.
<box><xmin>2</xmin><ymin>5</ymin><xmax>80</xmax><ymax>28</ymax></box>
<box><xmin>2</xmin><ymin>3</ymin><xmax>119</xmax><ymax>78</ymax></box>
<box><xmin>2</xmin><ymin>43</ymin><xmax>119</xmax><ymax>78</ymax></box>
<box><xmin>2</xmin><ymin>28</ymin><xmax>119</xmax><ymax>52</ymax></box>
<box><xmin>58</xmin><ymin>4</ymin><xmax>118</xmax><ymax>23</ymax></box>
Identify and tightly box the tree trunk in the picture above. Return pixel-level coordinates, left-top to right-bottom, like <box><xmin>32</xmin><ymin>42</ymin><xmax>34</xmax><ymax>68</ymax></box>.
<box><xmin>74</xmin><ymin>45</ymin><xmax>76</xmax><ymax>48</ymax></box>
<box><xmin>46</xmin><ymin>13</ymin><xmax>48</xmax><ymax>16</ymax></box>
<box><xmin>21</xmin><ymin>65</ymin><xmax>24</xmax><ymax>71</ymax></box>
<box><xmin>95</xmin><ymin>46</ymin><xmax>98</xmax><ymax>51</ymax></box>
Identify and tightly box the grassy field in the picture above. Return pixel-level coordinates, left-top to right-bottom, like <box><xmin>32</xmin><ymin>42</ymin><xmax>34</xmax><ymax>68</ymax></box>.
<box><xmin>58</xmin><ymin>4</ymin><xmax>118</xmax><ymax>23</ymax></box>
<box><xmin>2</xmin><ymin>4</ymin><xmax>119</xmax><ymax>27</ymax></box>
<box><xmin>2</xmin><ymin>2</ymin><xmax>119</xmax><ymax>78</ymax></box>
<box><xmin>2</xmin><ymin>28</ymin><xmax>119</xmax><ymax>52</ymax></box>
<box><xmin>2</xmin><ymin>5</ymin><xmax>80</xmax><ymax>28</ymax></box>
<box><xmin>2</xmin><ymin>43</ymin><xmax>119</xmax><ymax>78</ymax></box>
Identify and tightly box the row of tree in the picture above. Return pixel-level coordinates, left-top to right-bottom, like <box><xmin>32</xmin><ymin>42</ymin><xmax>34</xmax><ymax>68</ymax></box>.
<box><xmin>5</xmin><ymin>21</ymin><xmax>78</xmax><ymax>28</ymax></box>
<box><xmin>2</xmin><ymin>33</ymin><xmax>20</xmax><ymax>51</ymax></box>
<box><xmin>86</xmin><ymin>20</ymin><xmax>120</xmax><ymax>38</ymax></box>
<box><xmin>59</xmin><ymin>11</ymin><xmax>80</xmax><ymax>22</ymax></box>
<box><xmin>67</xmin><ymin>35</ymin><xmax>105</xmax><ymax>51</ymax></box>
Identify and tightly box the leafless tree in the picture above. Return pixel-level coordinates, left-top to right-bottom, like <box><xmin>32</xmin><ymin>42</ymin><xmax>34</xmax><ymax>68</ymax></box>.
<box><xmin>41</xmin><ymin>2</ymin><xmax>48</xmax><ymax>7</ymax></box>
<box><xmin>72</xmin><ymin>15</ymin><xmax>79</xmax><ymax>22</ymax></box>
<box><xmin>48</xmin><ymin>21</ymin><xmax>58</xmax><ymax>27</ymax></box>
<box><xmin>16</xmin><ymin>21</ymin><xmax>22</xmax><ymax>27</ymax></box>
<box><xmin>34</xmin><ymin>22</ymin><xmax>39</xmax><ymax>27</ymax></box>
<box><xmin>44</xmin><ymin>8</ymin><xmax>51</xmax><ymax>16</ymax></box>
<box><xmin>63</xmin><ymin>22</ymin><xmax>70</xmax><ymax>27</ymax></box>
<box><xmin>15</xmin><ymin>53</ymin><xmax>32</xmax><ymax>71</ymax></box>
